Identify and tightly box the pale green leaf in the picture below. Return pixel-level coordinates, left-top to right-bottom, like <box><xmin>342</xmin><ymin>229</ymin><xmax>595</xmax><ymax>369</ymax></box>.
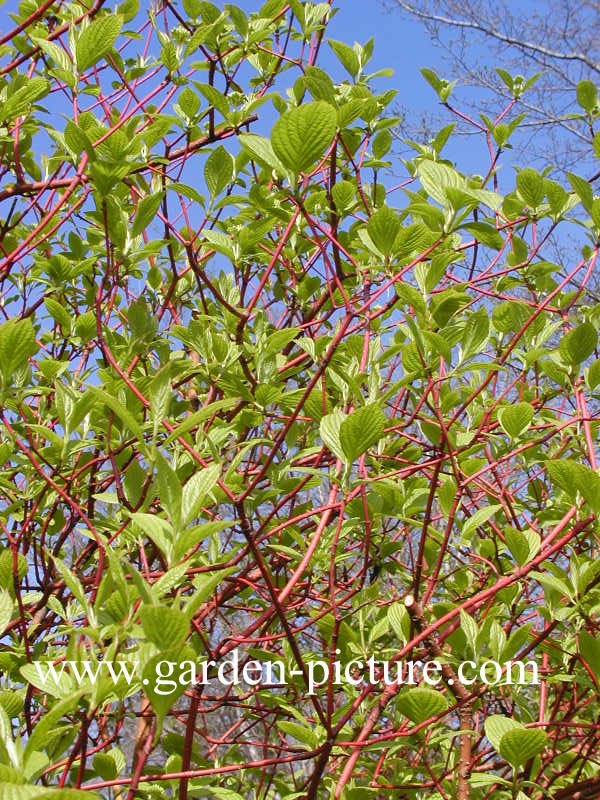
<box><xmin>319</xmin><ymin>410</ymin><xmax>346</xmax><ymax>463</ymax></box>
<box><xmin>181</xmin><ymin>463</ymin><xmax>221</xmax><ymax>526</ymax></box>
<box><xmin>461</xmin><ymin>505</ymin><xmax>502</xmax><ymax>541</ymax></box>
<box><xmin>499</xmin><ymin>727</ymin><xmax>547</xmax><ymax>767</ymax></box>
<box><xmin>397</xmin><ymin>687</ymin><xmax>448</xmax><ymax>723</ymax></box>
<box><xmin>205</xmin><ymin>145</ymin><xmax>234</xmax><ymax>201</ymax></box>
<box><xmin>498</xmin><ymin>402</ymin><xmax>534</xmax><ymax>438</ymax></box>
<box><xmin>339</xmin><ymin>404</ymin><xmax>386</xmax><ymax>463</ymax></box>
<box><xmin>140</xmin><ymin>605</ymin><xmax>189</xmax><ymax>650</ymax></box>
<box><xmin>75</xmin><ymin>14</ymin><xmax>122</xmax><ymax>71</ymax></box>
<box><xmin>238</xmin><ymin>133</ymin><xmax>287</xmax><ymax>175</ymax></box>
<box><xmin>0</xmin><ymin>592</ymin><xmax>13</xmax><ymax>636</ymax></box>
<box><xmin>131</xmin><ymin>193</ymin><xmax>164</xmax><ymax>238</ymax></box>
<box><xmin>484</xmin><ymin>714</ymin><xmax>520</xmax><ymax>752</ymax></box>
<box><xmin>559</xmin><ymin>322</ymin><xmax>597</xmax><ymax>366</ymax></box>
<box><xmin>271</xmin><ymin>101</ymin><xmax>337</xmax><ymax>174</ymax></box>
<box><xmin>367</xmin><ymin>207</ymin><xmax>401</xmax><ymax>256</ymax></box>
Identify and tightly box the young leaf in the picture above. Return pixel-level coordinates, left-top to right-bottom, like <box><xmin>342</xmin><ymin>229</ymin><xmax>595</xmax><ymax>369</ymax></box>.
<box><xmin>2</xmin><ymin>78</ymin><xmax>50</xmax><ymax>122</ymax></box>
<box><xmin>204</xmin><ymin>145</ymin><xmax>234</xmax><ymax>201</ymax></box>
<box><xmin>0</xmin><ymin>319</ymin><xmax>38</xmax><ymax>384</ymax></box>
<box><xmin>498</xmin><ymin>402</ymin><xmax>534</xmax><ymax>438</ymax></box>
<box><xmin>578</xmin><ymin>630</ymin><xmax>600</xmax><ymax>675</ymax></box>
<box><xmin>484</xmin><ymin>714</ymin><xmax>520</xmax><ymax>751</ymax></box>
<box><xmin>0</xmin><ymin>592</ymin><xmax>13</xmax><ymax>636</ymax></box>
<box><xmin>271</xmin><ymin>101</ymin><xmax>337</xmax><ymax>174</ymax></box>
<box><xmin>559</xmin><ymin>322</ymin><xmax>597</xmax><ymax>366</ymax></box>
<box><xmin>238</xmin><ymin>133</ymin><xmax>287</xmax><ymax>175</ymax></box>
<box><xmin>155</xmin><ymin>456</ymin><xmax>183</xmax><ymax>532</ymax></box>
<box><xmin>461</xmin><ymin>505</ymin><xmax>502</xmax><ymax>541</ymax></box>
<box><xmin>328</xmin><ymin>39</ymin><xmax>360</xmax><ymax>79</ymax></box>
<box><xmin>397</xmin><ymin>688</ymin><xmax>448</xmax><ymax>723</ymax></box>
<box><xmin>576</xmin><ymin>80</ymin><xmax>599</xmax><ymax>113</ymax></box>
<box><xmin>516</xmin><ymin>168</ymin><xmax>545</xmax><ymax>207</ymax></box>
<box><xmin>319</xmin><ymin>410</ymin><xmax>346</xmax><ymax>463</ymax></box>
<box><xmin>367</xmin><ymin>207</ymin><xmax>401</xmax><ymax>256</ymax></box>
<box><xmin>131</xmin><ymin>193</ymin><xmax>164</xmax><ymax>238</ymax></box>
<box><xmin>504</xmin><ymin>527</ymin><xmax>540</xmax><ymax>566</ymax></box>
<box><xmin>140</xmin><ymin>605</ymin><xmax>189</xmax><ymax>650</ymax></box>
<box><xmin>499</xmin><ymin>728</ymin><xmax>547</xmax><ymax>767</ymax></box>
<box><xmin>75</xmin><ymin>15</ymin><xmax>122</xmax><ymax>71</ymax></box>
<box><xmin>339</xmin><ymin>404</ymin><xmax>386</xmax><ymax>463</ymax></box>
<box><xmin>181</xmin><ymin>463</ymin><xmax>221</xmax><ymax>526</ymax></box>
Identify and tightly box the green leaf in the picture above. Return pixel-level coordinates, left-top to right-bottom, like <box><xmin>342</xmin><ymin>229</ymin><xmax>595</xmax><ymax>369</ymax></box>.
<box><xmin>1</xmin><ymin>78</ymin><xmax>49</xmax><ymax>122</ymax></box>
<box><xmin>559</xmin><ymin>322</ymin><xmax>597</xmax><ymax>365</ymax></box>
<box><xmin>149</xmin><ymin>366</ymin><xmax>171</xmax><ymax>428</ymax></box>
<box><xmin>339</xmin><ymin>404</ymin><xmax>386</xmax><ymax>463</ymax></box>
<box><xmin>141</xmin><ymin>645</ymin><xmax>194</xmax><ymax>729</ymax></box>
<box><xmin>328</xmin><ymin>39</ymin><xmax>360</xmax><ymax>79</ymax></box>
<box><xmin>88</xmin><ymin>387</ymin><xmax>143</xmax><ymax>440</ymax></box>
<box><xmin>131</xmin><ymin>193</ymin><xmax>164</xmax><ymax>237</ymax></box>
<box><xmin>75</xmin><ymin>14</ymin><xmax>122</xmax><ymax>71</ymax></box>
<box><xmin>516</xmin><ymin>168</ymin><xmax>545</xmax><ymax>207</ymax></box>
<box><xmin>177</xmin><ymin>86</ymin><xmax>201</xmax><ymax>118</ymax></box>
<box><xmin>579</xmin><ymin>630</ymin><xmax>600</xmax><ymax>674</ymax></box>
<box><xmin>498</xmin><ymin>402</ymin><xmax>534</xmax><ymax>438</ymax></box>
<box><xmin>0</xmin><ymin>319</ymin><xmax>38</xmax><ymax>384</ymax></box>
<box><xmin>20</xmin><ymin>663</ymin><xmax>74</xmax><ymax>700</ymax></box>
<box><xmin>586</xmin><ymin>359</ymin><xmax>600</xmax><ymax>390</ymax></box>
<box><xmin>459</xmin><ymin>609</ymin><xmax>478</xmax><ymax>655</ymax></box>
<box><xmin>238</xmin><ymin>133</ymin><xmax>287</xmax><ymax>175</ymax></box>
<box><xmin>64</xmin><ymin>121</ymin><xmax>95</xmax><ymax>159</ymax></box>
<box><xmin>181</xmin><ymin>463</ymin><xmax>221</xmax><ymax>526</ymax></box>
<box><xmin>163</xmin><ymin>398</ymin><xmax>239</xmax><ymax>444</ymax></box>
<box><xmin>568</xmin><ymin>172</ymin><xmax>593</xmax><ymax>212</ymax></box>
<box><xmin>277</xmin><ymin>720</ymin><xmax>318</xmax><ymax>749</ymax></box>
<box><xmin>160</xmin><ymin>41</ymin><xmax>180</xmax><ymax>74</ymax></box>
<box><xmin>499</xmin><ymin>727</ymin><xmax>547</xmax><ymax>767</ymax></box>
<box><xmin>331</xmin><ymin>180</ymin><xmax>355</xmax><ymax>211</ymax></box>
<box><xmin>461</xmin><ymin>308</ymin><xmax>490</xmax><ymax>360</ymax></box>
<box><xmin>0</xmin><ymin>706</ymin><xmax>18</xmax><ymax>768</ymax></box>
<box><xmin>484</xmin><ymin>714</ymin><xmax>520</xmax><ymax>751</ymax></box>
<box><xmin>546</xmin><ymin>459</ymin><xmax>600</xmax><ymax>512</ymax></box>
<box><xmin>196</xmin><ymin>84</ymin><xmax>230</xmax><ymax>117</ymax></box>
<box><xmin>30</xmin><ymin>36</ymin><xmax>72</xmax><ymax>71</ymax></box>
<box><xmin>387</xmin><ymin>602</ymin><xmax>409</xmax><ymax>644</ymax></box>
<box><xmin>576</xmin><ymin>80</ymin><xmax>598</xmax><ymax>113</ymax></box>
<box><xmin>44</xmin><ymin>298</ymin><xmax>72</xmax><ymax>330</ymax></box>
<box><xmin>304</xmin><ymin>66</ymin><xmax>336</xmax><ymax>103</ymax></box>
<box><xmin>130</xmin><ymin>513</ymin><xmax>173</xmax><ymax>561</ymax></box>
<box><xmin>417</xmin><ymin>160</ymin><xmax>464</xmax><ymax>206</ymax></box>
<box><xmin>461</xmin><ymin>505</ymin><xmax>502</xmax><ymax>541</ymax></box>
<box><xmin>462</xmin><ymin>222</ymin><xmax>504</xmax><ymax>250</ymax></box>
<box><xmin>155</xmin><ymin>456</ymin><xmax>183</xmax><ymax>531</ymax></box>
<box><xmin>140</xmin><ymin>605</ymin><xmax>189</xmax><ymax>650</ymax></box>
<box><xmin>367</xmin><ymin>207</ymin><xmax>401</xmax><ymax>256</ymax></box>
<box><xmin>205</xmin><ymin>789</ymin><xmax>246</xmax><ymax>800</ymax></box>
<box><xmin>319</xmin><ymin>410</ymin><xmax>346</xmax><ymax>463</ymax></box>
<box><xmin>271</xmin><ymin>101</ymin><xmax>337</xmax><ymax>174</ymax></box>
<box><xmin>397</xmin><ymin>688</ymin><xmax>448</xmax><ymax>723</ymax></box>
<box><xmin>184</xmin><ymin>567</ymin><xmax>237</xmax><ymax>615</ymax></box>
<box><xmin>0</xmin><ymin>786</ymin><xmax>99</xmax><ymax>800</ymax></box>
<box><xmin>92</xmin><ymin>749</ymin><xmax>125</xmax><ymax>780</ymax></box>
<box><xmin>504</xmin><ymin>528</ymin><xmax>540</xmax><ymax>566</ymax></box>
<box><xmin>372</xmin><ymin>129</ymin><xmax>393</xmax><ymax>159</ymax></box>
<box><xmin>0</xmin><ymin>591</ymin><xmax>13</xmax><ymax>636</ymax></box>
<box><xmin>205</xmin><ymin>145</ymin><xmax>234</xmax><ymax>201</ymax></box>
<box><xmin>23</xmin><ymin>693</ymin><xmax>84</xmax><ymax>764</ymax></box>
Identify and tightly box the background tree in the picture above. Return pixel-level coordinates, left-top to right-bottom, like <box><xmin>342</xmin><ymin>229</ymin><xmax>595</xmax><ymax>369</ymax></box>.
<box><xmin>0</xmin><ymin>2</ymin><xmax>599</xmax><ymax>800</ymax></box>
<box><xmin>385</xmin><ymin>0</ymin><xmax>600</xmax><ymax>175</ymax></box>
